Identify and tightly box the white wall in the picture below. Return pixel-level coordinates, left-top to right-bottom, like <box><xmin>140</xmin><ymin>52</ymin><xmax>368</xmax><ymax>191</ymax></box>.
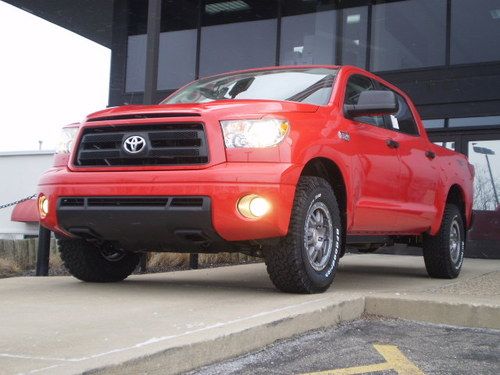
<box><xmin>0</xmin><ymin>151</ymin><xmax>54</xmax><ymax>238</ymax></box>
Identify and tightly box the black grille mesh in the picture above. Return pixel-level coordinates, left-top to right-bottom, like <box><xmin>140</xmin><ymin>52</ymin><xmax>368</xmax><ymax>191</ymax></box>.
<box><xmin>75</xmin><ymin>123</ymin><xmax>208</xmax><ymax>167</ymax></box>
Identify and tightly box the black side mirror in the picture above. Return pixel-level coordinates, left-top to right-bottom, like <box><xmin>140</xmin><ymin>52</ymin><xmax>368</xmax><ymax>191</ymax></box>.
<box><xmin>344</xmin><ymin>90</ymin><xmax>398</xmax><ymax>118</ymax></box>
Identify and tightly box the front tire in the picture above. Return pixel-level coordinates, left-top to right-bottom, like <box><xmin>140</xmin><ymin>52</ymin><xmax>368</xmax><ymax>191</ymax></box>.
<box><xmin>58</xmin><ymin>238</ymin><xmax>140</xmax><ymax>282</ymax></box>
<box><xmin>264</xmin><ymin>176</ymin><xmax>343</xmax><ymax>293</ymax></box>
<box><xmin>423</xmin><ymin>204</ymin><xmax>465</xmax><ymax>279</ymax></box>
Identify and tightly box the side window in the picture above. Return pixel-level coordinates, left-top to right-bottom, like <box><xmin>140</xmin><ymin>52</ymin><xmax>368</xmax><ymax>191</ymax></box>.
<box><xmin>344</xmin><ymin>75</ymin><xmax>385</xmax><ymax>127</ymax></box>
<box><xmin>376</xmin><ymin>83</ymin><xmax>420</xmax><ymax>136</ymax></box>
<box><xmin>389</xmin><ymin>93</ymin><xmax>419</xmax><ymax>136</ymax></box>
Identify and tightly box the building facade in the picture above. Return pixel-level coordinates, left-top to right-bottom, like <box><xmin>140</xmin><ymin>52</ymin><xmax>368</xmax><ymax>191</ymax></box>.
<box><xmin>5</xmin><ymin>0</ymin><xmax>500</xmax><ymax>256</ymax></box>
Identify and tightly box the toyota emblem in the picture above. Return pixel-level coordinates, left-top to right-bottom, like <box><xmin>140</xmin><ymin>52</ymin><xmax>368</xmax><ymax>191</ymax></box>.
<box><xmin>123</xmin><ymin>135</ymin><xmax>146</xmax><ymax>154</ymax></box>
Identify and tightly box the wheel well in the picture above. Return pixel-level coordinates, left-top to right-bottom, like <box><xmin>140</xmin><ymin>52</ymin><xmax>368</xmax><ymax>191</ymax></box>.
<box><xmin>301</xmin><ymin>157</ymin><xmax>347</xmax><ymax>226</ymax></box>
<box><xmin>447</xmin><ymin>184</ymin><xmax>466</xmax><ymax>224</ymax></box>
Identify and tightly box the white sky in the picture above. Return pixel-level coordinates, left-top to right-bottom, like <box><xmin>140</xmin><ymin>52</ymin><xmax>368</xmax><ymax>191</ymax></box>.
<box><xmin>0</xmin><ymin>1</ymin><xmax>110</xmax><ymax>152</ymax></box>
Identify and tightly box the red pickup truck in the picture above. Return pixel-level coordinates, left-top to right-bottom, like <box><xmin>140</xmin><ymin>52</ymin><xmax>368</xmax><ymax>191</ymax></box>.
<box><xmin>38</xmin><ymin>66</ymin><xmax>474</xmax><ymax>293</ymax></box>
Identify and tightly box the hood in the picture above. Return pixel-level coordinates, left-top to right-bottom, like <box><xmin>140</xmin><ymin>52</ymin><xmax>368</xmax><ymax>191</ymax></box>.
<box><xmin>86</xmin><ymin>100</ymin><xmax>319</xmax><ymax>121</ymax></box>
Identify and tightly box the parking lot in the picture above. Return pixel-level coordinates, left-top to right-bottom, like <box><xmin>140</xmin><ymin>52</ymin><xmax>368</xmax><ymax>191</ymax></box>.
<box><xmin>190</xmin><ymin>318</ymin><xmax>500</xmax><ymax>375</ymax></box>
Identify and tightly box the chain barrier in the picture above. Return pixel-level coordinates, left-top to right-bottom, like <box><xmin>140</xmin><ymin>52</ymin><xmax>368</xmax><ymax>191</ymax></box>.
<box><xmin>0</xmin><ymin>194</ymin><xmax>37</xmax><ymax>210</ymax></box>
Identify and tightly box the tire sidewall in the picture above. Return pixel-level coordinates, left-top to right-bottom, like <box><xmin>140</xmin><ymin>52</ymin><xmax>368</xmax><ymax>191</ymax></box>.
<box><xmin>298</xmin><ymin>184</ymin><xmax>342</xmax><ymax>289</ymax></box>
<box><xmin>446</xmin><ymin>211</ymin><xmax>465</xmax><ymax>274</ymax></box>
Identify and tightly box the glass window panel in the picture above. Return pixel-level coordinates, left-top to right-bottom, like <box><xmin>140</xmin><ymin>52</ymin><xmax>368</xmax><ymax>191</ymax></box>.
<box><xmin>125</xmin><ymin>1</ymin><xmax>148</xmax><ymax>93</ymax></box>
<box><xmin>199</xmin><ymin>1</ymin><xmax>277</xmax><ymax>77</ymax></box>
<box><xmin>433</xmin><ymin>141</ymin><xmax>456</xmax><ymax>151</ymax></box>
<box><xmin>126</xmin><ymin>34</ymin><xmax>147</xmax><ymax>93</ymax></box>
<box><xmin>157</xmin><ymin>30</ymin><xmax>197</xmax><ymax>90</ymax></box>
<box><xmin>468</xmin><ymin>140</ymin><xmax>500</xmax><ymax>211</ymax></box>
<box><xmin>344</xmin><ymin>75</ymin><xmax>385</xmax><ymax>127</ymax></box>
<box><xmin>449</xmin><ymin>116</ymin><xmax>500</xmax><ymax>128</ymax></box>
<box><xmin>370</xmin><ymin>0</ymin><xmax>447</xmax><ymax>72</ymax></box>
<box><xmin>157</xmin><ymin>0</ymin><xmax>198</xmax><ymax>90</ymax></box>
<box><xmin>451</xmin><ymin>0</ymin><xmax>500</xmax><ymax>64</ymax></box>
<box><xmin>389</xmin><ymin>93</ymin><xmax>419</xmax><ymax>136</ymax></box>
<box><xmin>341</xmin><ymin>6</ymin><xmax>368</xmax><ymax>68</ymax></box>
<box><xmin>280</xmin><ymin>10</ymin><xmax>336</xmax><ymax>65</ymax></box>
<box><xmin>423</xmin><ymin>119</ymin><xmax>445</xmax><ymax>129</ymax></box>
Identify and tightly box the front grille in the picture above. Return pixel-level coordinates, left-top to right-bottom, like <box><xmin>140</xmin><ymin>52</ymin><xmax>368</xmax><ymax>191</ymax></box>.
<box><xmin>59</xmin><ymin>196</ymin><xmax>206</xmax><ymax>209</ymax></box>
<box><xmin>75</xmin><ymin>123</ymin><xmax>208</xmax><ymax>167</ymax></box>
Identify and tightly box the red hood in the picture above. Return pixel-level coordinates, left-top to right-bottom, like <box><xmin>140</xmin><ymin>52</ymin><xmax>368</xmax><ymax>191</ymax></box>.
<box><xmin>86</xmin><ymin>100</ymin><xmax>319</xmax><ymax>121</ymax></box>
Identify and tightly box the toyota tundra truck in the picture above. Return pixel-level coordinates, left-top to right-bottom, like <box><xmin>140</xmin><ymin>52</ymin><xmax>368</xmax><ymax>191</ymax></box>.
<box><xmin>37</xmin><ymin>66</ymin><xmax>474</xmax><ymax>293</ymax></box>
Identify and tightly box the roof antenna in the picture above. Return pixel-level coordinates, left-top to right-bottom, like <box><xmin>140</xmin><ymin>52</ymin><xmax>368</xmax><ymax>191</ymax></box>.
<box><xmin>38</xmin><ymin>140</ymin><xmax>43</xmax><ymax>151</ymax></box>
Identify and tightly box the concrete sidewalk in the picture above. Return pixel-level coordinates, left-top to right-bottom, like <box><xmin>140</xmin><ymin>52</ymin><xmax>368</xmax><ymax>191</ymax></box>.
<box><xmin>0</xmin><ymin>254</ymin><xmax>499</xmax><ymax>375</ymax></box>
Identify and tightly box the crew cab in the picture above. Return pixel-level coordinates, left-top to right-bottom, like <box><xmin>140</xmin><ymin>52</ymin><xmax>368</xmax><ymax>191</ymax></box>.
<box><xmin>37</xmin><ymin>66</ymin><xmax>474</xmax><ymax>293</ymax></box>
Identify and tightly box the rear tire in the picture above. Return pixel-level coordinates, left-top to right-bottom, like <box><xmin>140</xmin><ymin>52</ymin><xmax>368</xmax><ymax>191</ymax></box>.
<box><xmin>423</xmin><ymin>204</ymin><xmax>465</xmax><ymax>279</ymax></box>
<box><xmin>264</xmin><ymin>176</ymin><xmax>343</xmax><ymax>294</ymax></box>
<box><xmin>58</xmin><ymin>238</ymin><xmax>140</xmax><ymax>282</ymax></box>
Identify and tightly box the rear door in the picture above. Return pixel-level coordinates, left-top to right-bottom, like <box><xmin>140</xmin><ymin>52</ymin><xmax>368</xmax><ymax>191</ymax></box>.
<box><xmin>379</xmin><ymin>87</ymin><xmax>439</xmax><ymax>232</ymax></box>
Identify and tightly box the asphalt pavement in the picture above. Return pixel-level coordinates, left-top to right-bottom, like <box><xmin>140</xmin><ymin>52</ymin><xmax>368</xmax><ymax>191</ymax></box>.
<box><xmin>190</xmin><ymin>318</ymin><xmax>500</xmax><ymax>375</ymax></box>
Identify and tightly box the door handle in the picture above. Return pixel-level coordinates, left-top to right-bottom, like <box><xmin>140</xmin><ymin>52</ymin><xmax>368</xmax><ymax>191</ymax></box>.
<box><xmin>425</xmin><ymin>150</ymin><xmax>436</xmax><ymax>160</ymax></box>
<box><xmin>386</xmin><ymin>139</ymin><xmax>399</xmax><ymax>149</ymax></box>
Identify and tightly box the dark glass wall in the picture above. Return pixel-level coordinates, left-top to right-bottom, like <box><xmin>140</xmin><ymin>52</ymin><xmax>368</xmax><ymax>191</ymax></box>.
<box><xmin>200</xmin><ymin>1</ymin><xmax>278</xmax><ymax>76</ymax></box>
<box><xmin>113</xmin><ymin>0</ymin><xmax>500</xmax><ymax>122</ymax></box>
<box><xmin>370</xmin><ymin>0</ymin><xmax>447</xmax><ymax>71</ymax></box>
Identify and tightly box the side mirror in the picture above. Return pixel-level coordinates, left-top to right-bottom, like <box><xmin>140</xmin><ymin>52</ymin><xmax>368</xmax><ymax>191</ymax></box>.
<box><xmin>344</xmin><ymin>90</ymin><xmax>398</xmax><ymax>118</ymax></box>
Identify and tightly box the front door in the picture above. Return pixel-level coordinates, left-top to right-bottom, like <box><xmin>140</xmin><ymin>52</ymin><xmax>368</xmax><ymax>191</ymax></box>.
<box><xmin>343</xmin><ymin>74</ymin><xmax>404</xmax><ymax>232</ymax></box>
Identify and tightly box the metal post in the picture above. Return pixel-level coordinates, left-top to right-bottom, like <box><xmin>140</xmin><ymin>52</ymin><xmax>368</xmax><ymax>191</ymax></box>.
<box><xmin>485</xmin><ymin>154</ymin><xmax>499</xmax><ymax>206</ymax></box>
<box><xmin>36</xmin><ymin>226</ymin><xmax>51</xmax><ymax>276</ymax></box>
<box><xmin>189</xmin><ymin>253</ymin><xmax>199</xmax><ymax>269</ymax></box>
<box><xmin>139</xmin><ymin>253</ymin><xmax>148</xmax><ymax>273</ymax></box>
<box><xmin>144</xmin><ymin>0</ymin><xmax>162</xmax><ymax>105</ymax></box>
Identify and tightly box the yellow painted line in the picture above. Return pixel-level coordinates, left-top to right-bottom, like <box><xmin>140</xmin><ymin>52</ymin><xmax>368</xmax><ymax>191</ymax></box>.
<box><xmin>303</xmin><ymin>344</ymin><xmax>425</xmax><ymax>375</ymax></box>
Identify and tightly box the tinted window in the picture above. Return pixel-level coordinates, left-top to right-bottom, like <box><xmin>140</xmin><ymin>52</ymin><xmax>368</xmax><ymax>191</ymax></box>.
<box><xmin>341</xmin><ymin>6</ymin><xmax>368</xmax><ymax>69</ymax></box>
<box><xmin>449</xmin><ymin>116</ymin><xmax>500</xmax><ymax>128</ymax></box>
<box><xmin>126</xmin><ymin>35</ymin><xmax>147</xmax><ymax>92</ymax></box>
<box><xmin>199</xmin><ymin>1</ymin><xmax>277</xmax><ymax>77</ymax></box>
<box><xmin>451</xmin><ymin>0</ymin><xmax>500</xmax><ymax>64</ymax></box>
<box><xmin>280</xmin><ymin>1</ymin><xmax>337</xmax><ymax>65</ymax></box>
<box><xmin>157</xmin><ymin>0</ymin><xmax>198</xmax><ymax>90</ymax></box>
<box><xmin>434</xmin><ymin>141</ymin><xmax>456</xmax><ymax>151</ymax></box>
<box><xmin>370</xmin><ymin>0</ymin><xmax>447</xmax><ymax>72</ymax></box>
<box><xmin>388</xmin><ymin>92</ymin><xmax>419</xmax><ymax>136</ymax></box>
<box><xmin>344</xmin><ymin>75</ymin><xmax>385</xmax><ymax>127</ymax></box>
<box><xmin>125</xmin><ymin>0</ymin><xmax>199</xmax><ymax>92</ymax></box>
<box><xmin>125</xmin><ymin>1</ymin><xmax>148</xmax><ymax>93</ymax></box>
<box><xmin>423</xmin><ymin>119</ymin><xmax>445</xmax><ymax>129</ymax></box>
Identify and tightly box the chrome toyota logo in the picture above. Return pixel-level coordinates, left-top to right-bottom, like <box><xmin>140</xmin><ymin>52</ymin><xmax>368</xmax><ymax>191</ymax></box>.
<box><xmin>123</xmin><ymin>135</ymin><xmax>146</xmax><ymax>154</ymax></box>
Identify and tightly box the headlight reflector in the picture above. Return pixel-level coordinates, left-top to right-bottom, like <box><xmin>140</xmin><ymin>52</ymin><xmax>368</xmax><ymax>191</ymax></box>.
<box><xmin>38</xmin><ymin>195</ymin><xmax>49</xmax><ymax>218</ymax></box>
<box><xmin>55</xmin><ymin>127</ymin><xmax>79</xmax><ymax>154</ymax></box>
<box><xmin>237</xmin><ymin>194</ymin><xmax>271</xmax><ymax>219</ymax></box>
<box><xmin>221</xmin><ymin>118</ymin><xmax>290</xmax><ymax>148</ymax></box>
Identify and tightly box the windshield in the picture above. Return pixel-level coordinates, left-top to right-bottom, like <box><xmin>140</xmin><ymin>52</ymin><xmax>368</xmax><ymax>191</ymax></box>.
<box><xmin>162</xmin><ymin>67</ymin><xmax>338</xmax><ymax>106</ymax></box>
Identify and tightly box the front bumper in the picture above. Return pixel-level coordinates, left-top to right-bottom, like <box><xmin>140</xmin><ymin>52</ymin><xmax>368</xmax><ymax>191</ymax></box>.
<box><xmin>38</xmin><ymin>162</ymin><xmax>299</xmax><ymax>251</ymax></box>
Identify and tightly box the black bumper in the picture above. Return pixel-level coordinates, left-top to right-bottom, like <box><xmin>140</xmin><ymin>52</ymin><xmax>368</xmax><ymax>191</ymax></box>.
<box><xmin>56</xmin><ymin>196</ymin><xmax>234</xmax><ymax>252</ymax></box>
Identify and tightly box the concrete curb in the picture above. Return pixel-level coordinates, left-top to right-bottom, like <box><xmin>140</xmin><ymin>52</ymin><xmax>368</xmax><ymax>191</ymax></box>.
<box><xmin>92</xmin><ymin>294</ymin><xmax>499</xmax><ymax>375</ymax></box>
<box><xmin>365</xmin><ymin>293</ymin><xmax>500</xmax><ymax>330</ymax></box>
<box><xmin>93</xmin><ymin>298</ymin><xmax>366</xmax><ymax>375</ymax></box>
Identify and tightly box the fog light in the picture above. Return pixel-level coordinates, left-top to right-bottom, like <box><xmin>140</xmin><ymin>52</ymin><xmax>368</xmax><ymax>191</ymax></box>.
<box><xmin>38</xmin><ymin>196</ymin><xmax>49</xmax><ymax>218</ymax></box>
<box><xmin>237</xmin><ymin>194</ymin><xmax>271</xmax><ymax>219</ymax></box>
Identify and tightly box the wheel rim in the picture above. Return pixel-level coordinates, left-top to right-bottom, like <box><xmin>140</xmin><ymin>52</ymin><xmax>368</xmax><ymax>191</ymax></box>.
<box><xmin>304</xmin><ymin>202</ymin><xmax>334</xmax><ymax>272</ymax></box>
<box><xmin>449</xmin><ymin>218</ymin><xmax>461</xmax><ymax>264</ymax></box>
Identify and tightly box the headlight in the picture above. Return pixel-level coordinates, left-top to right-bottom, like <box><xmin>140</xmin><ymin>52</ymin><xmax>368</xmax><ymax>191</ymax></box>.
<box><xmin>220</xmin><ymin>118</ymin><xmax>290</xmax><ymax>148</ymax></box>
<box><xmin>55</xmin><ymin>127</ymin><xmax>79</xmax><ymax>154</ymax></box>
